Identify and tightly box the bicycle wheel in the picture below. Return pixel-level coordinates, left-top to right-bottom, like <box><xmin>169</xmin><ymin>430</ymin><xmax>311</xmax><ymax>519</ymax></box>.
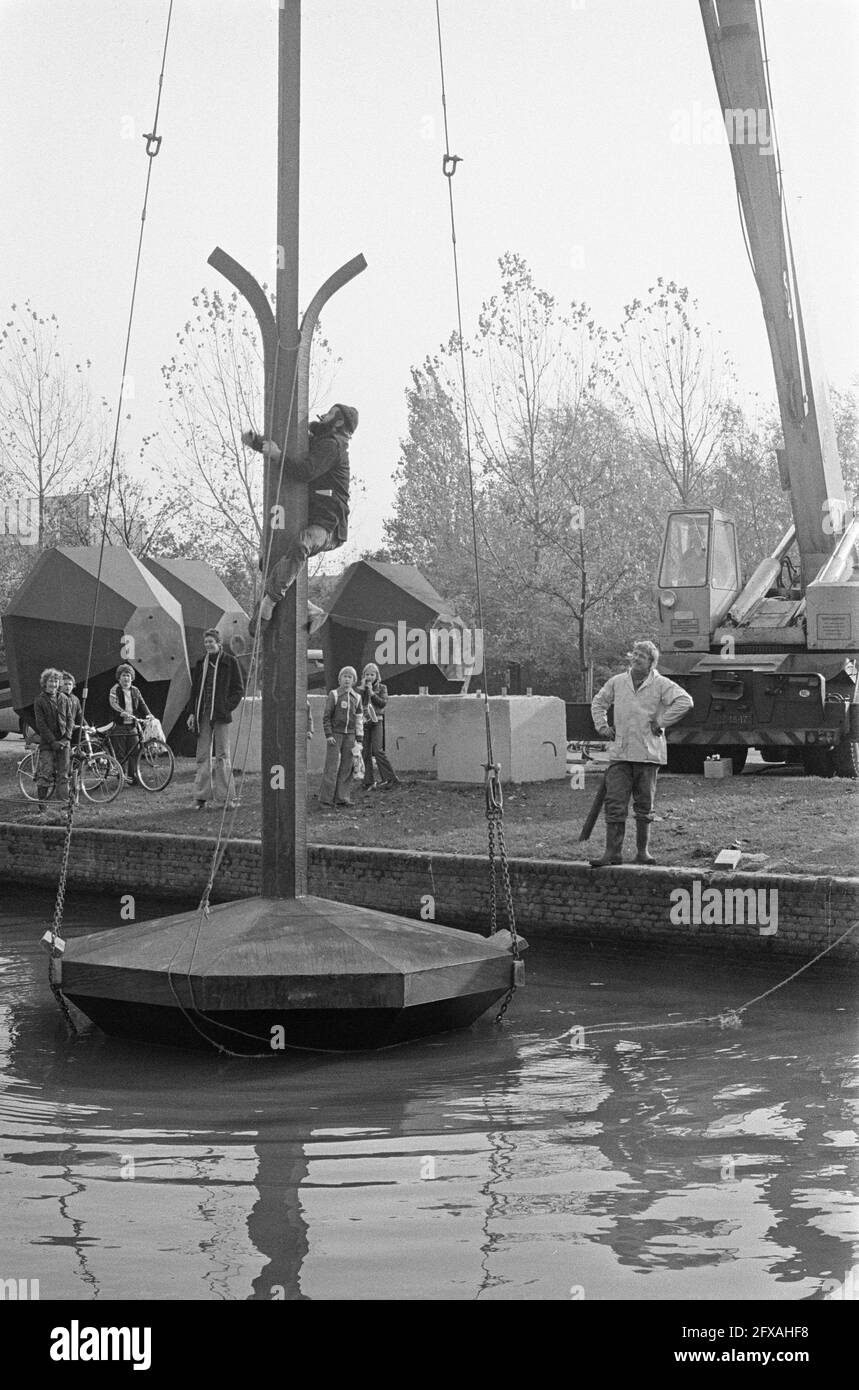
<box><xmin>79</xmin><ymin>751</ymin><xmax>124</xmax><ymax>804</ymax></box>
<box><xmin>135</xmin><ymin>737</ymin><xmax>175</xmax><ymax>791</ymax></box>
<box><xmin>18</xmin><ymin>750</ymin><xmax>51</xmax><ymax>802</ymax></box>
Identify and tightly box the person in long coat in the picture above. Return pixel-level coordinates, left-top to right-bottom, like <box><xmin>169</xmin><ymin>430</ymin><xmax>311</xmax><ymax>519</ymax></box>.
<box><xmin>319</xmin><ymin>666</ymin><xmax>364</xmax><ymax>807</ymax></box>
<box><xmin>357</xmin><ymin>662</ymin><xmax>400</xmax><ymax>791</ymax></box>
<box><xmin>185</xmin><ymin>630</ymin><xmax>245</xmax><ymax>809</ymax></box>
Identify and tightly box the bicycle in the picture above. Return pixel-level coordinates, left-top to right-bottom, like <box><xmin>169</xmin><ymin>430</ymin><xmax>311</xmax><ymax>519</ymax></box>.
<box><xmin>18</xmin><ymin>726</ymin><xmax>124</xmax><ymax>805</ymax></box>
<box><xmin>108</xmin><ymin>716</ymin><xmax>175</xmax><ymax>792</ymax></box>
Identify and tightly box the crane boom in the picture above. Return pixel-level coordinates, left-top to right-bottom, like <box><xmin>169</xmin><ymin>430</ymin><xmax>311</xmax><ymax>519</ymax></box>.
<box><xmin>699</xmin><ymin>0</ymin><xmax>845</xmax><ymax>586</ymax></box>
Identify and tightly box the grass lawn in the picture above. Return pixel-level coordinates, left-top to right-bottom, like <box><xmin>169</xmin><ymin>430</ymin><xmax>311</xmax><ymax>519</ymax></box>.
<box><xmin>1</xmin><ymin>739</ymin><xmax>856</xmax><ymax>876</ymax></box>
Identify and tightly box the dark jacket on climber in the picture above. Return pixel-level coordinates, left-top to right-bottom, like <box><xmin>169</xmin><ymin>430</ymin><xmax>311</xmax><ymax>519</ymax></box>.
<box><xmin>242</xmin><ymin>403</ymin><xmax>359</xmax><ymax>636</ymax></box>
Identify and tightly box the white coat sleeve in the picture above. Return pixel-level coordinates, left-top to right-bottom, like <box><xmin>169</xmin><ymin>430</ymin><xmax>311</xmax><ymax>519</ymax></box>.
<box><xmin>659</xmin><ymin>678</ymin><xmax>694</xmax><ymax>728</ymax></box>
<box><xmin>590</xmin><ymin>677</ymin><xmax>615</xmax><ymax>733</ymax></box>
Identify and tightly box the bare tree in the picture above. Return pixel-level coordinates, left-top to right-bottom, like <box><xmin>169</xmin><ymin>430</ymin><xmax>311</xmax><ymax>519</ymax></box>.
<box><xmin>158</xmin><ymin>286</ymin><xmax>340</xmax><ymax>600</ymax></box>
<box><xmin>616</xmin><ymin>278</ymin><xmax>727</xmax><ymax>502</ymax></box>
<box><xmin>0</xmin><ymin>301</ymin><xmax>107</xmax><ymax>542</ymax></box>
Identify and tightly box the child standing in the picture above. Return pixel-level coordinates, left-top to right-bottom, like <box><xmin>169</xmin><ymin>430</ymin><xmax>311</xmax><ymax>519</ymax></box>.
<box><xmin>320</xmin><ymin>666</ymin><xmax>364</xmax><ymax>807</ymax></box>
<box><xmin>61</xmin><ymin>672</ymin><xmax>84</xmax><ymax>742</ymax></box>
<box><xmin>358</xmin><ymin>662</ymin><xmax>401</xmax><ymax>791</ymax></box>
<box><xmin>109</xmin><ymin>664</ymin><xmax>152</xmax><ymax>785</ymax></box>
<box><xmin>34</xmin><ymin>667</ymin><xmax>73</xmax><ymax>812</ymax></box>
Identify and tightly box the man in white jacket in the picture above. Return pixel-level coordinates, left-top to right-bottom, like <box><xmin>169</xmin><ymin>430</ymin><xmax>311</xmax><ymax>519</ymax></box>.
<box><xmin>589</xmin><ymin>639</ymin><xmax>693</xmax><ymax>866</ymax></box>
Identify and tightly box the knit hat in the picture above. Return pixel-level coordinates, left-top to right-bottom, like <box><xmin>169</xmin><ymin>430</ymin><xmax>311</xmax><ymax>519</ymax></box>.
<box><xmin>333</xmin><ymin>403</ymin><xmax>359</xmax><ymax>435</ymax></box>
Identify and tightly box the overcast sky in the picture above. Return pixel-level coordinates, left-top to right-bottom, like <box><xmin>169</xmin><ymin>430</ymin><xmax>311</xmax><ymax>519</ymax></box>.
<box><xmin>1</xmin><ymin>0</ymin><xmax>857</xmax><ymax>558</ymax></box>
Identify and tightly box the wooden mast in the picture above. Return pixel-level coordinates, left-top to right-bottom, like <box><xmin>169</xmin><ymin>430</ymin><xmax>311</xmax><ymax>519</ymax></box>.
<box><xmin>265</xmin><ymin>0</ymin><xmax>305</xmax><ymax>898</ymax></box>
<box><xmin>208</xmin><ymin>1</ymin><xmax>365</xmax><ymax>900</ymax></box>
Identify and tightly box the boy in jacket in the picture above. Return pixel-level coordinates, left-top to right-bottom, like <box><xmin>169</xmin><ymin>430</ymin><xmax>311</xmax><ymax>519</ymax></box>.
<box><xmin>185</xmin><ymin>630</ymin><xmax>245</xmax><ymax>809</ymax></box>
<box><xmin>61</xmin><ymin>672</ymin><xmax>84</xmax><ymax>740</ymax></box>
<box><xmin>34</xmin><ymin>667</ymin><xmax>73</xmax><ymax>810</ymax></box>
<box><xmin>589</xmin><ymin>639</ymin><xmax>693</xmax><ymax>866</ymax></box>
<box><xmin>243</xmin><ymin>403</ymin><xmax>358</xmax><ymax>636</ymax></box>
<box><xmin>109</xmin><ymin>664</ymin><xmax>152</xmax><ymax>785</ymax></box>
<box><xmin>320</xmin><ymin>666</ymin><xmax>364</xmax><ymax>807</ymax></box>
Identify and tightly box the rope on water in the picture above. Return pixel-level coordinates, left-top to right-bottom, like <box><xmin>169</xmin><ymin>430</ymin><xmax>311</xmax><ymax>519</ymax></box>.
<box><xmin>519</xmin><ymin>920</ymin><xmax>859</xmax><ymax>1055</ymax></box>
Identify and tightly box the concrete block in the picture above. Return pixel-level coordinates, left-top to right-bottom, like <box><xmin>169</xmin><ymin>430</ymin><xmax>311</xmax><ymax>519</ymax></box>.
<box><xmin>704</xmin><ymin>757</ymin><xmax>733</xmax><ymax>779</ymax></box>
<box><xmin>714</xmin><ymin>848</ymin><xmax>743</xmax><ymax>869</ymax></box>
<box><xmin>229</xmin><ymin>693</ymin><xmax>328</xmax><ymax>776</ymax></box>
<box><xmin>436</xmin><ymin>696</ymin><xmax>568</xmax><ymax>783</ymax></box>
<box><xmin>384</xmin><ymin>695</ymin><xmax>439</xmax><ymax>773</ymax></box>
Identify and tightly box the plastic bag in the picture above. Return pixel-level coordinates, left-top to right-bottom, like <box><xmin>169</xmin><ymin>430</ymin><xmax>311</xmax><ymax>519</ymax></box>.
<box><xmin>352</xmin><ymin>745</ymin><xmax>365</xmax><ymax>780</ymax></box>
<box><xmin>143</xmin><ymin>715</ymin><xmax>165</xmax><ymax>743</ymax></box>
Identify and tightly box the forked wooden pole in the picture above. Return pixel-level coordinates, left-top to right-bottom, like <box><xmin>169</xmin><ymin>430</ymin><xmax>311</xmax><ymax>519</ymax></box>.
<box><xmin>208</xmin><ymin>0</ymin><xmax>365</xmax><ymax>898</ymax></box>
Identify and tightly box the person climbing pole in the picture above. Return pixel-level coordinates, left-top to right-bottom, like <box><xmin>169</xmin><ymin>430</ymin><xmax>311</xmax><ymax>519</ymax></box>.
<box><xmin>242</xmin><ymin>403</ymin><xmax>359</xmax><ymax>636</ymax></box>
<box><xmin>589</xmin><ymin>639</ymin><xmax>693</xmax><ymax>867</ymax></box>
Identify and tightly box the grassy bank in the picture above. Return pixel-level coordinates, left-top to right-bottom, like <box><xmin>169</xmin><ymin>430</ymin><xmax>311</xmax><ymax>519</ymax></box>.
<box><xmin>0</xmin><ymin>742</ymin><xmax>855</xmax><ymax>875</ymax></box>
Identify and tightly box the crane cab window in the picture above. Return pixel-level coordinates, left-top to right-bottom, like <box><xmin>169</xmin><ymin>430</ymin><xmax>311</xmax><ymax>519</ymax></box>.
<box><xmin>711</xmin><ymin>518</ymin><xmax>739</xmax><ymax>591</ymax></box>
<box><xmin>660</xmin><ymin>513</ymin><xmax>710</xmax><ymax>587</ymax></box>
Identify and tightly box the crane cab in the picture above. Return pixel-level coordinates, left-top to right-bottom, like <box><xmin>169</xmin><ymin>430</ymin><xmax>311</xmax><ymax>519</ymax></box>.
<box><xmin>656</xmin><ymin>508</ymin><xmax>742</xmax><ymax>653</ymax></box>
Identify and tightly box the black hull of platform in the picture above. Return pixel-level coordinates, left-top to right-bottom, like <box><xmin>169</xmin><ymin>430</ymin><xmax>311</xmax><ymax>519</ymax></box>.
<box><xmin>64</xmin><ymin>988</ymin><xmax>508</xmax><ymax>1053</ymax></box>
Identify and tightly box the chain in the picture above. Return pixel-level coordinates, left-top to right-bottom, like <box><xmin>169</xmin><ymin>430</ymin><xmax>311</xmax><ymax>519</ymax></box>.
<box><xmin>487</xmin><ymin>812</ymin><xmax>498</xmax><ymax>935</ymax></box>
<box><xmin>485</xmin><ymin>764</ymin><xmax>522</xmax><ymax>1025</ymax></box>
<box><xmin>496</xmin><ymin>818</ymin><xmax>520</xmax><ymax>954</ymax></box>
<box><xmin>47</xmin><ymin>775</ymin><xmax>80</xmax><ymax>1034</ymax></box>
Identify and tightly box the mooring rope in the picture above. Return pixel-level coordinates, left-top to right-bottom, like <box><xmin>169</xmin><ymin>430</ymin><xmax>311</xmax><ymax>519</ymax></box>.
<box><xmin>518</xmin><ymin>920</ymin><xmax>859</xmax><ymax>1056</ymax></box>
<box><xmin>48</xmin><ymin>0</ymin><xmax>176</xmax><ymax>1032</ymax></box>
<box><xmin>434</xmin><ymin>1</ymin><xmax>522</xmax><ymax>1022</ymax></box>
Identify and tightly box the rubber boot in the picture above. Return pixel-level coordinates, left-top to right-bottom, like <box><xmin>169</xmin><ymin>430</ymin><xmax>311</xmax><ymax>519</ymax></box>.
<box><xmin>635</xmin><ymin>819</ymin><xmax>656</xmax><ymax>865</ymax></box>
<box><xmin>249</xmin><ymin>593</ymin><xmax>276</xmax><ymax>638</ymax></box>
<box><xmin>589</xmin><ymin>820</ymin><xmax>625</xmax><ymax>867</ymax></box>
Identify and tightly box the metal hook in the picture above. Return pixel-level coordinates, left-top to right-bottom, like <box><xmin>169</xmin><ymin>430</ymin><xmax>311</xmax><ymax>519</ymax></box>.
<box><xmin>442</xmin><ymin>153</ymin><xmax>462</xmax><ymax>178</ymax></box>
<box><xmin>484</xmin><ymin>762</ymin><xmax>503</xmax><ymax>813</ymax></box>
<box><xmin>143</xmin><ymin>132</ymin><xmax>163</xmax><ymax>158</ymax></box>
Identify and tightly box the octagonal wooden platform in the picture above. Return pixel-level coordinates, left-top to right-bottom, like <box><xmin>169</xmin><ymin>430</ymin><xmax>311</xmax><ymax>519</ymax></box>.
<box><xmin>58</xmin><ymin>896</ymin><xmax>521</xmax><ymax>1053</ymax></box>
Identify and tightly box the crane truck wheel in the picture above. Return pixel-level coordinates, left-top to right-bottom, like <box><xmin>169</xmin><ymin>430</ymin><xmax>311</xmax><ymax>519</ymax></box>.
<box><xmin>833</xmin><ymin>736</ymin><xmax>859</xmax><ymax>779</ymax></box>
<box><xmin>667</xmin><ymin>745</ymin><xmax>705</xmax><ymax>774</ymax></box>
<box><xmin>802</xmin><ymin>747</ymin><xmax>835</xmax><ymax>778</ymax></box>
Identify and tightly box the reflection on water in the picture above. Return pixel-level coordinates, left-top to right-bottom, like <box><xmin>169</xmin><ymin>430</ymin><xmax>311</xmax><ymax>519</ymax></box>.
<box><xmin>0</xmin><ymin>888</ymin><xmax>856</xmax><ymax>1300</ymax></box>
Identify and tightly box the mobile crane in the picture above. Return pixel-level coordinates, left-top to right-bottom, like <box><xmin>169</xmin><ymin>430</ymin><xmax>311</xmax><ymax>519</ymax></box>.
<box><xmin>658</xmin><ymin>0</ymin><xmax>859</xmax><ymax>777</ymax></box>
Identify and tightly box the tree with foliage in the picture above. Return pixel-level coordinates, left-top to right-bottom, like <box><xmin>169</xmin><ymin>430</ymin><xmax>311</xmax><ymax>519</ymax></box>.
<box><xmin>386</xmin><ymin>257</ymin><xmax>658</xmax><ymax>693</ymax></box>
<box><xmin>384</xmin><ymin>357</ymin><xmax>482</xmax><ymax>611</ymax></box>
<box><xmin>832</xmin><ymin>382</ymin><xmax>859</xmax><ymax>510</ymax></box>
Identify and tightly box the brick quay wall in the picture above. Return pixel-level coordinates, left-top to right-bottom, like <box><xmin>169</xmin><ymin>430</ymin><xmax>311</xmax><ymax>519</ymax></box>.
<box><xmin>1</xmin><ymin>824</ymin><xmax>856</xmax><ymax>961</ymax></box>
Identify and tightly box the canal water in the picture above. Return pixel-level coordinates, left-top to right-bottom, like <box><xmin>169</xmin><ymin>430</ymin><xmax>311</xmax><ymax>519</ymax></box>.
<box><xmin>0</xmin><ymin>887</ymin><xmax>856</xmax><ymax>1301</ymax></box>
